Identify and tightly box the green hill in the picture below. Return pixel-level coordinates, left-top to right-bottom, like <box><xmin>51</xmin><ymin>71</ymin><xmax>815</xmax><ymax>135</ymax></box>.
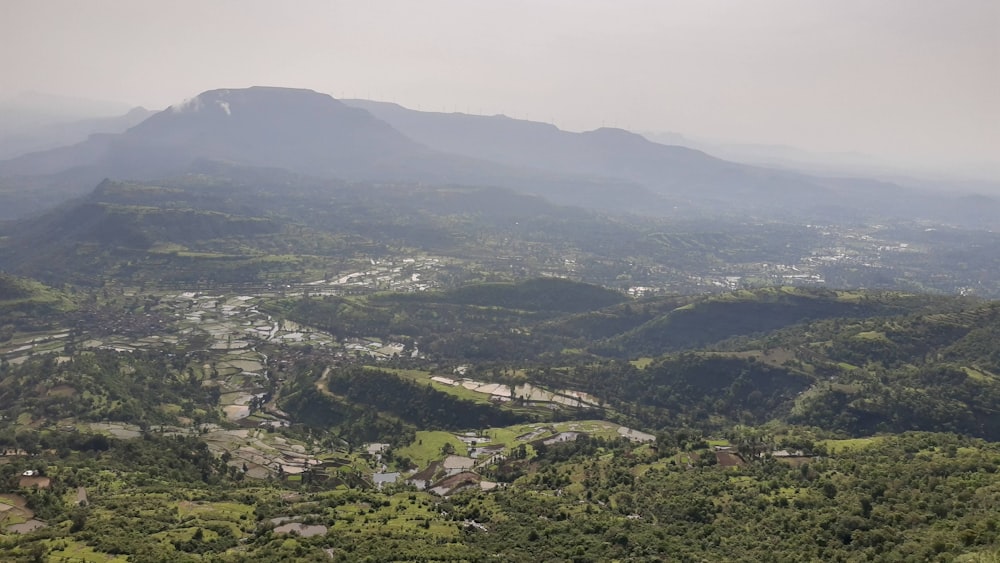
<box><xmin>0</xmin><ymin>273</ymin><xmax>74</xmax><ymax>332</ymax></box>
<box><xmin>393</xmin><ymin>277</ymin><xmax>628</xmax><ymax>313</ymax></box>
<box><xmin>767</xmin><ymin>302</ymin><xmax>1000</xmax><ymax>439</ymax></box>
<box><xmin>592</xmin><ymin>287</ymin><xmax>958</xmax><ymax>357</ymax></box>
<box><xmin>0</xmin><ymin>278</ymin><xmax>999</xmax><ymax>559</ymax></box>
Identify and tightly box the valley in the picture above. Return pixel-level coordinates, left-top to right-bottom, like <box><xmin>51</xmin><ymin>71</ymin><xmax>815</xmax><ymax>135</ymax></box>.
<box><xmin>0</xmin><ymin>280</ymin><xmax>650</xmax><ymax>484</ymax></box>
<box><xmin>0</xmin><ymin>86</ymin><xmax>997</xmax><ymax>561</ymax></box>
<box><xmin>1</xmin><ymin>270</ymin><xmax>999</xmax><ymax>560</ymax></box>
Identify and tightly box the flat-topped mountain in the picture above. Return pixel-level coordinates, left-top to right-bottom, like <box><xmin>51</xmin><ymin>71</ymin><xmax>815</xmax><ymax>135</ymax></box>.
<box><xmin>0</xmin><ymin>87</ymin><xmax>426</xmax><ymax>180</ymax></box>
<box><xmin>0</xmin><ymin>87</ymin><xmax>657</xmax><ymax>218</ymax></box>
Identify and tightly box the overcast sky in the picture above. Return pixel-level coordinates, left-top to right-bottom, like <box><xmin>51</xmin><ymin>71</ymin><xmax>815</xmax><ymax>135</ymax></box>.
<box><xmin>2</xmin><ymin>0</ymin><xmax>997</xmax><ymax>175</ymax></box>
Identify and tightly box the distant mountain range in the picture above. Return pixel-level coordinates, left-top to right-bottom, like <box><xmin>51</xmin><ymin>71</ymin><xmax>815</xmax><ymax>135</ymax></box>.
<box><xmin>344</xmin><ymin>99</ymin><xmax>1000</xmax><ymax>228</ymax></box>
<box><xmin>343</xmin><ymin>99</ymin><xmax>831</xmax><ymax>204</ymax></box>
<box><xmin>0</xmin><ymin>86</ymin><xmax>996</xmax><ymax>226</ymax></box>
<box><xmin>0</xmin><ymin>87</ymin><xmax>657</xmax><ymax>219</ymax></box>
<box><xmin>0</xmin><ymin>91</ymin><xmax>134</xmax><ymax>130</ymax></box>
<box><xmin>0</xmin><ymin>107</ymin><xmax>155</xmax><ymax>160</ymax></box>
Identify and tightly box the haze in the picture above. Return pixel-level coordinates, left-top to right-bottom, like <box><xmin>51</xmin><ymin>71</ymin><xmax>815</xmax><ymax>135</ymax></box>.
<box><xmin>2</xmin><ymin>0</ymin><xmax>997</xmax><ymax>179</ymax></box>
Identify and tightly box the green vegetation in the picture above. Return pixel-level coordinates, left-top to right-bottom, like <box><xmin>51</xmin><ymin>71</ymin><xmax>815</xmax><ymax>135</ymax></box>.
<box><xmin>595</xmin><ymin>287</ymin><xmax>955</xmax><ymax>357</ymax></box>
<box><xmin>298</xmin><ymin>364</ymin><xmax>534</xmax><ymax>433</ymax></box>
<box><xmin>0</xmin><ymin>202</ymin><xmax>998</xmax><ymax>559</ymax></box>
<box><xmin>0</xmin><ymin>429</ymin><xmax>997</xmax><ymax>561</ymax></box>
<box><xmin>0</xmin><ymin>274</ymin><xmax>75</xmax><ymax>335</ymax></box>
<box><xmin>818</xmin><ymin>436</ymin><xmax>886</xmax><ymax>454</ymax></box>
<box><xmin>4</xmin><ymin>117</ymin><xmax>1000</xmax><ymax>560</ymax></box>
<box><xmin>394</xmin><ymin>277</ymin><xmax>628</xmax><ymax>313</ymax></box>
<box><xmin>0</xmin><ymin>348</ymin><xmax>222</xmax><ymax>429</ymax></box>
<box><xmin>5</xmin><ymin>174</ymin><xmax>1000</xmax><ymax>298</ymax></box>
<box><xmin>396</xmin><ymin>431</ymin><xmax>469</xmax><ymax>468</ymax></box>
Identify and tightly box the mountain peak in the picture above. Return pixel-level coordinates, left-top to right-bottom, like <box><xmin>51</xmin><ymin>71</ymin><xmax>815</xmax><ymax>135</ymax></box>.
<box><xmin>97</xmin><ymin>86</ymin><xmax>430</xmax><ymax>181</ymax></box>
<box><xmin>582</xmin><ymin>127</ymin><xmax>650</xmax><ymax>146</ymax></box>
<box><xmin>167</xmin><ymin>86</ymin><xmax>343</xmax><ymax>117</ymax></box>
<box><xmin>0</xmin><ymin>86</ymin><xmax>428</xmax><ymax>186</ymax></box>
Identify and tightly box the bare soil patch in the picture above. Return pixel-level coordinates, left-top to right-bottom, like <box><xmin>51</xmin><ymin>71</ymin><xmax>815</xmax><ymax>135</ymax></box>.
<box><xmin>274</xmin><ymin>522</ymin><xmax>328</xmax><ymax>537</ymax></box>
<box><xmin>0</xmin><ymin>494</ymin><xmax>28</xmax><ymax>509</ymax></box>
<box><xmin>47</xmin><ymin>384</ymin><xmax>78</xmax><ymax>397</ymax></box>
<box><xmin>7</xmin><ymin>519</ymin><xmax>46</xmax><ymax>534</ymax></box>
<box><xmin>18</xmin><ymin>476</ymin><xmax>51</xmax><ymax>489</ymax></box>
<box><xmin>715</xmin><ymin>451</ymin><xmax>746</xmax><ymax>467</ymax></box>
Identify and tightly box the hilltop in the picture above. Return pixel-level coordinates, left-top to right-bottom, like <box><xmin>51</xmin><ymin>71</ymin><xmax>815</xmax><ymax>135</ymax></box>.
<box><xmin>0</xmin><ymin>273</ymin><xmax>74</xmax><ymax>333</ymax></box>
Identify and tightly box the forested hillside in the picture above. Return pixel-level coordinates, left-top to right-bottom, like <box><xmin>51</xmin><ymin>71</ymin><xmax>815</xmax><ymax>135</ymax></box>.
<box><xmin>0</xmin><ymin>274</ymin><xmax>74</xmax><ymax>333</ymax></box>
<box><xmin>0</xmin><ymin>428</ymin><xmax>997</xmax><ymax>561</ymax></box>
<box><xmin>1</xmin><ymin>270</ymin><xmax>999</xmax><ymax>559</ymax></box>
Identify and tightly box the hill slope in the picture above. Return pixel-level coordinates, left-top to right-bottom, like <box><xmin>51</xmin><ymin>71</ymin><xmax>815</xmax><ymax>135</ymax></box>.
<box><xmin>592</xmin><ymin>287</ymin><xmax>954</xmax><ymax>357</ymax></box>
<box><xmin>0</xmin><ymin>273</ymin><xmax>74</xmax><ymax>332</ymax></box>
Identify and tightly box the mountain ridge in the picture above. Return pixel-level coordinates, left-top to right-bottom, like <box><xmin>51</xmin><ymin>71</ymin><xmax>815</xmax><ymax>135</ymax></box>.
<box><xmin>0</xmin><ymin>86</ymin><xmax>996</xmax><ymax>227</ymax></box>
<box><xmin>345</xmin><ymin>98</ymin><xmax>1000</xmax><ymax>227</ymax></box>
<box><xmin>0</xmin><ymin>87</ymin><xmax>662</xmax><ymax>218</ymax></box>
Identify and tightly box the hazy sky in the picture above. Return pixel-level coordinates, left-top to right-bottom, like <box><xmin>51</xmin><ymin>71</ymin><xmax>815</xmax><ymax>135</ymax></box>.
<box><xmin>2</xmin><ymin>0</ymin><xmax>997</xmax><ymax>174</ymax></box>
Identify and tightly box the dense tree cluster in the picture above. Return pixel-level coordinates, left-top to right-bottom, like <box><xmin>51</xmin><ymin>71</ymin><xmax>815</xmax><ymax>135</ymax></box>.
<box><xmin>0</xmin><ymin>348</ymin><xmax>221</xmax><ymax>428</ymax></box>
<box><xmin>324</xmin><ymin>365</ymin><xmax>531</xmax><ymax>431</ymax></box>
<box><xmin>3</xmin><ymin>429</ymin><xmax>997</xmax><ymax>561</ymax></box>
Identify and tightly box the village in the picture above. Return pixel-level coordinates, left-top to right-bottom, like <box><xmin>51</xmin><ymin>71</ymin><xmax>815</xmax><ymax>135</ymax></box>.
<box><xmin>0</xmin><ymin>276</ymin><xmax>665</xmax><ymax>520</ymax></box>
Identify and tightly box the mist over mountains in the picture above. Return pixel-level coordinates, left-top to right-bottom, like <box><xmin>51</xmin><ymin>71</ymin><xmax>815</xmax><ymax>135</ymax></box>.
<box><xmin>0</xmin><ymin>107</ymin><xmax>154</xmax><ymax>161</ymax></box>
<box><xmin>345</xmin><ymin>98</ymin><xmax>1000</xmax><ymax>228</ymax></box>
<box><xmin>0</xmin><ymin>87</ymin><xmax>661</xmax><ymax>218</ymax></box>
<box><xmin>0</xmin><ymin>91</ymin><xmax>134</xmax><ymax>129</ymax></box>
<box><xmin>344</xmin><ymin>98</ymin><xmax>822</xmax><ymax>201</ymax></box>
<box><xmin>0</xmin><ymin>86</ymin><xmax>997</xmax><ymax>226</ymax></box>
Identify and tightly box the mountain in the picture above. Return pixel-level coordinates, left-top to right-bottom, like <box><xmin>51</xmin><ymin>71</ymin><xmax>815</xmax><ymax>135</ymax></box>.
<box><xmin>0</xmin><ymin>87</ymin><xmax>658</xmax><ymax>219</ymax></box>
<box><xmin>3</xmin><ymin>87</ymin><xmax>996</xmax><ymax>226</ymax></box>
<box><xmin>643</xmin><ymin>130</ymin><xmax>1000</xmax><ymax>188</ymax></box>
<box><xmin>0</xmin><ymin>87</ymin><xmax>426</xmax><ymax>180</ymax></box>
<box><xmin>346</xmin><ymin>99</ymin><xmax>1000</xmax><ymax>228</ymax></box>
<box><xmin>344</xmin><ymin>99</ymin><xmax>825</xmax><ymax>202</ymax></box>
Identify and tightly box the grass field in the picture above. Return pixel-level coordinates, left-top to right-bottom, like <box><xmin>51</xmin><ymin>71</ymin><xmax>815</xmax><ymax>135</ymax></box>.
<box><xmin>629</xmin><ymin>357</ymin><xmax>655</xmax><ymax>369</ymax></box>
<box><xmin>398</xmin><ymin>420</ymin><xmax>629</xmax><ymax>469</ymax></box>
<box><xmin>855</xmin><ymin>331</ymin><xmax>890</xmax><ymax>341</ymax></box>
<box><xmin>819</xmin><ymin>436</ymin><xmax>886</xmax><ymax>454</ymax></box>
<box><xmin>44</xmin><ymin>540</ymin><xmax>129</xmax><ymax>563</ymax></box>
<box><xmin>397</xmin><ymin>431</ymin><xmax>469</xmax><ymax>468</ymax></box>
<box><xmin>963</xmin><ymin>366</ymin><xmax>997</xmax><ymax>383</ymax></box>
